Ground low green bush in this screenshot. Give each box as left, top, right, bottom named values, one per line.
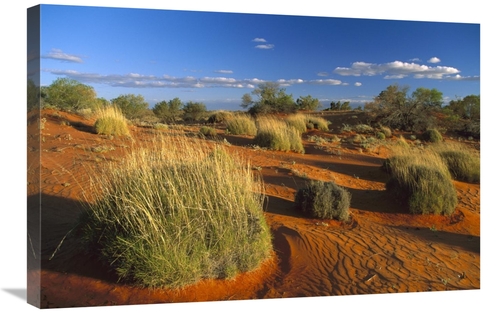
left=294, top=180, right=351, bottom=221
left=207, top=110, right=234, bottom=124
left=380, top=126, right=392, bottom=138
left=199, top=126, right=217, bottom=137
left=422, top=128, right=443, bottom=143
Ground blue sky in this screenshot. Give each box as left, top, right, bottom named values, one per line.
left=35, top=4, right=480, bottom=111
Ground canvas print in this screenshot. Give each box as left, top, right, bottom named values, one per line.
left=27, top=4, right=480, bottom=309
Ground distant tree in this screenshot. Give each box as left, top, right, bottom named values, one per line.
left=43, top=78, right=98, bottom=111
left=111, top=94, right=150, bottom=120
left=27, top=79, right=39, bottom=112
left=182, top=101, right=207, bottom=122
left=445, top=95, right=480, bottom=121
left=340, top=101, right=351, bottom=111
left=329, top=101, right=351, bottom=111
left=95, top=97, right=110, bottom=109
left=296, top=95, right=321, bottom=111
left=242, top=82, right=297, bottom=114
left=153, top=97, right=183, bottom=123
left=364, top=84, right=443, bottom=131
left=442, top=94, right=480, bottom=138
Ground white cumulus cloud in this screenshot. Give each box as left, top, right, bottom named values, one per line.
left=252, top=38, right=267, bottom=42
left=334, top=60, right=460, bottom=80
left=255, top=44, right=275, bottom=50
left=41, top=48, right=83, bottom=63
left=428, top=57, right=441, bottom=63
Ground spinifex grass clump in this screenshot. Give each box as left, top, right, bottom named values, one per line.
left=254, top=116, right=304, bottom=153
left=207, top=110, right=234, bottom=124
left=225, top=114, right=257, bottom=136
left=305, top=114, right=330, bottom=131
left=76, top=133, right=272, bottom=288
left=93, top=105, right=130, bottom=137
left=285, top=114, right=330, bottom=133
left=430, top=142, right=480, bottom=183
left=385, top=145, right=457, bottom=215
left=199, top=125, right=217, bottom=137
left=294, top=180, right=351, bottom=221
left=422, top=128, right=443, bottom=143
left=285, top=114, right=308, bottom=134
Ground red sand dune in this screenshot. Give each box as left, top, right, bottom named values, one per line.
left=28, top=109, right=480, bottom=308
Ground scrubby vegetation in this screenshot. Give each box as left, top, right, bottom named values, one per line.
left=305, top=115, right=330, bottom=131
left=285, top=114, right=308, bottom=134
left=76, top=133, right=272, bottom=288
left=422, top=128, right=443, bottom=143
left=199, top=126, right=217, bottom=137
left=207, top=110, right=234, bottom=124
left=93, top=106, right=130, bottom=137
left=294, top=180, right=351, bottom=221
left=254, top=116, right=304, bottom=153
left=182, top=101, right=207, bottom=122
left=430, top=143, right=480, bottom=183
left=225, top=114, right=257, bottom=136
left=152, top=98, right=183, bottom=123
left=384, top=145, right=458, bottom=215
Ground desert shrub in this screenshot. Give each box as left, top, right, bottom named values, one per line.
left=395, top=135, right=410, bottom=148
left=386, top=164, right=457, bottom=215
left=225, top=114, right=257, bottom=136
left=76, top=134, right=272, bottom=288
left=93, top=106, right=130, bottom=137
left=364, top=84, right=442, bottom=132
left=352, top=134, right=366, bottom=144
left=294, top=180, right=351, bottom=221
left=285, top=114, right=308, bottom=134
left=183, top=101, right=207, bottom=122
left=152, top=98, right=183, bottom=123
left=42, top=78, right=99, bottom=111
left=111, top=94, right=150, bottom=120
left=207, top=110, right=234, bottom=124
left=305, top=115, right=330, bottom=131
left=354, top=124, right=373, bottom=134
left=199, top=126, right=217, bottom=137
left=376, top=132, right=386, bottom=140
left=153, top=123, right=168, bottom=130
left=385, top=146, right=457, bottom=215
left=430, top=143, right=480, bottom=183
left=422, top=128, right=443, bottom=143
left=381, top=155, right=413, bottom=174
left=254, top=116, right=304, bottom=153
left=380, top=126, right=392, bottom=138
left=341, top=123, right=352, bottom=133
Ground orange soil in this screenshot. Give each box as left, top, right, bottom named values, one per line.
left=27, top=109, right=480, bottom=308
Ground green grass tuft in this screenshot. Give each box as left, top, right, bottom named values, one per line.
left=254, top=116, right=304, bottom=153
left=225, top=114, right=257, bottom=136
left=93, top=106, right=130, bottom=137
left=76, top=133, right=272, bottom=288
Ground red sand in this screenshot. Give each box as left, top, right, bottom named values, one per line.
left=28, top=109, right=480, bottom=308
